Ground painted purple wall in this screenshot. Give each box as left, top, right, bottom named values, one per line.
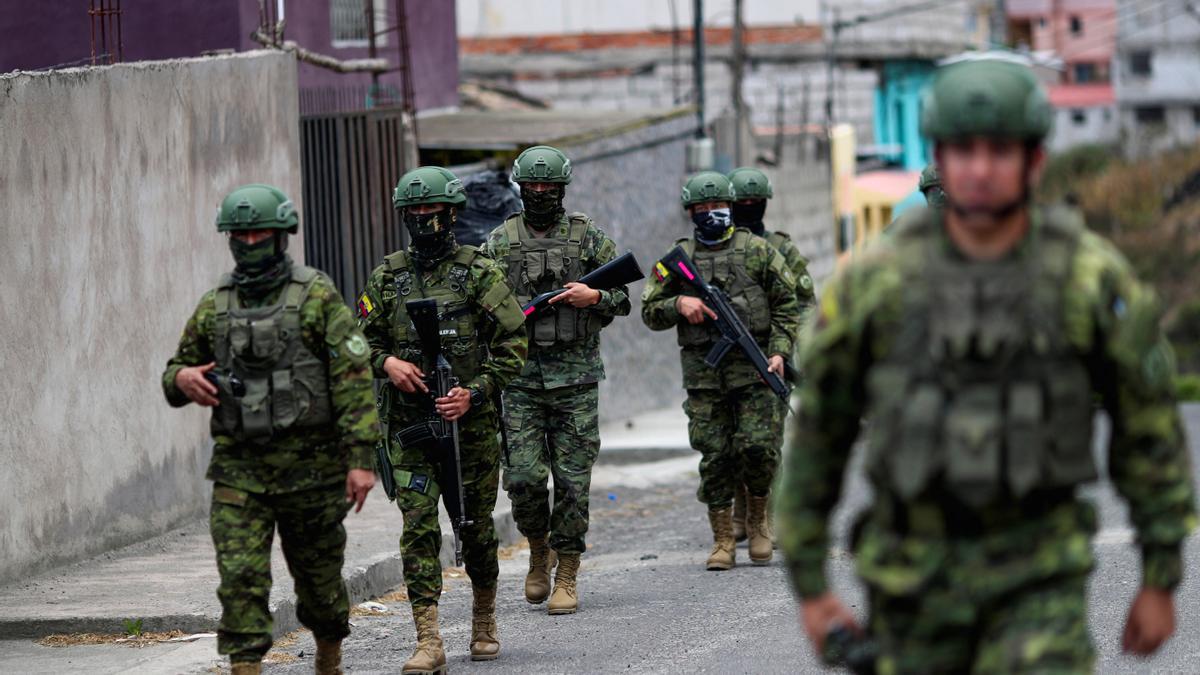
left=0, top=0, right=457, bottom=111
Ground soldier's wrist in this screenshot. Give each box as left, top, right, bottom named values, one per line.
left=1141, top=543, right=1184, bottom=590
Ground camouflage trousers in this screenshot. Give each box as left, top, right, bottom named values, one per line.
left=502, top=383, right=601, bottom=555
left=390, top=405, right=501, bottom=608
left=868, top=572, right=1093, bottom=674
left=731, top=396, right=790, bottom=494
left=209, top=482, right=352, bottom=662
left=684, top=385, right=783, bottom=508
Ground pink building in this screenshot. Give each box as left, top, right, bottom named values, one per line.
left=1008, top=0, right=1116, bottom=84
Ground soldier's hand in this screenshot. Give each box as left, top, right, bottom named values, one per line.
left=550, top=282, right=601, bottom=308
left=767, top=354, right=785, bottom=376
left=801, top=592, right=860, bottom=655
left=435, top=386, right=471, bottom=422
left=676, top=296, right=718, bottom=324
left=1122, top=587, right=1176, bottom=656
left=345, top=468, right=375, bottom=513
left=175, top=362, right=219, bottom=407
left=384, top=356, right=428, bottom=394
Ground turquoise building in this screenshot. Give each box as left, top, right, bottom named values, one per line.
left=873, top=60, right=937, bottom=171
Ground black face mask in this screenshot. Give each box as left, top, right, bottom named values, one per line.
left=228, top=233, right=292, bottom=298
left=521, top=185, right=564, bottom=226
left=691, top=207, right=733, bottom=245
left=405, top=208, right=458, bottom=267
left=731, top=201, right=768, bottom=234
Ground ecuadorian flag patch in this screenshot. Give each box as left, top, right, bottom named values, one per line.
left=358, top=293, right=375, bottom=318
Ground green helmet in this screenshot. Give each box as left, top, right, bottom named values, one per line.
left=681, top=171, right=736, bottom=209
left=393, top=166, right=467, bottom=209
left=216, top=184, right=299, bottom=233
left=512, top=145, right=573, bottom=184
left=918, top=164, right=941, bottom=192
left=920, top=59, right=1053, bottom=142
left=727, top=167, right=773, bottom=200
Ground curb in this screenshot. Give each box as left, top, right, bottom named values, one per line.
left=0, top=508, right=519, bottom=640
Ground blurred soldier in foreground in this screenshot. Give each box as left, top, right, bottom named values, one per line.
left=777, top=59, right=1196, bottom=673
left=163, top=184, right=380, bottom=675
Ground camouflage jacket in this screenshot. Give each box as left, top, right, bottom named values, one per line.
left=358, top=244, right=529, bottom=424
left=764, top=229, right=817, bottom=328
left=482, top=212, right=631, bottom=390
left=162, top=265, right=380, bottom=494
left=641, top=230, right=800, bottom=390
left=776, top=206, right=1197, bottom=598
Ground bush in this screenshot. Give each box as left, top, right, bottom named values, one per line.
left=1039, top=144, right=1116, bottom=204
left=1176, top=374, right=1200, bottom=402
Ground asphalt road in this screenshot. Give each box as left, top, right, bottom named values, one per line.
left=4, top=407, right=1198, bottom=674
left=263, top=408, right=1200, bottom=674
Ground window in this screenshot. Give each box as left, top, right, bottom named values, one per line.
left=1074, top=63, right=1096, bottom=83
left=1193, top=107, right=1200, bottom=127
left=1070, top=16, right=1082, bottom=36
left=331, top=0, right=387, bottom=47
left=1129, top=50, right=1152, bottom=76
left=1038, top=17, right=1047, bottom=28
left=1071, top=109, right=1087, bottom=126
left=1135, top=106, right=1165, bottom=125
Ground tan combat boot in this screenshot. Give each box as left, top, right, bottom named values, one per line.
left=230, top=662, right=262, bottom=675
left=402, top=604, right=447, bottom=674
left=746, top=494, right=774, bottom=565
left=315, top=637, right=343, bottom=675
left=706, top=507, right=736, bottom=570
left=470, top=585, right=501, bottom=661
left=547, top=552, right=580, bottom=615
left=732, top=482, right=748, bottom=542
left=525, top=534, right=556, bottom=604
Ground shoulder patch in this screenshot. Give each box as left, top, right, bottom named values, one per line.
left=358, top=293, right=376, bottom=318
left=344, top=332, right=369, bottom=358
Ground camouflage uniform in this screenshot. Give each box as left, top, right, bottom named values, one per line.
left=358, top=244, right=527, bottom=607
left=641, top=228, right=800, bottom=507
left=483, top=212, right=631, bottom=555
left=776, top=203, right=1197, bottom=673
left=163, top=265, right=379, bottom=663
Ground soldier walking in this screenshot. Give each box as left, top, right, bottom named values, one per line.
left=777, top=59, right=1197, bottom=673
left=725, top=166, right=817, bottom=541
left=162, top=184, right=380, bottom=675
left=482, top=145, right=632, bottom=615
left=641, top=171, right=800, bottom=570
left=357, top=166, right=527, bottom=673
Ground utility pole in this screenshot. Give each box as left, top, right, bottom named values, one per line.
left=990, top=0, right=1008, bottom=48
left=692, top=0, right=705, bottom=138
left=823, top=3, right=840, bottom=132
left=731, top=0, right=746, bottom=165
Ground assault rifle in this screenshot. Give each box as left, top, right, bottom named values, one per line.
left=823, top=624, right=878, bottom=675
left=653, top=245, right=792, bottom=401
left=522, top=251, right=645, bottom=320
left=392, top=298, right=472, bottom=567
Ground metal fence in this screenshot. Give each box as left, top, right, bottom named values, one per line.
left=300, top=106, right=417, bottom=304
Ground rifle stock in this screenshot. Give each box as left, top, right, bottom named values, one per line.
left=654, top=245, right=791, bottom=402
left=522, top=250, right=645, bottom=319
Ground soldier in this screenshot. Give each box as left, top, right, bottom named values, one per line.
left=641, top=171, right=801, bottom=570
left=357, top=166, right=527, bottom=672
left=777, top=59, right=1197, bottom=673
left=482, top=145, right=632, bottom=615
left=918, top=162, right=946, bottom=208
left=726, top=166, right=817, bottom=541
left=162, top=184, right=380, bottom=675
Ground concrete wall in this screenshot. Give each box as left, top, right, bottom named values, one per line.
left=0, top=51, right=303, bottom=584
left=1049, top=104, right=1120, bottom=153
left=1115, top=0, right=1200, bottom=156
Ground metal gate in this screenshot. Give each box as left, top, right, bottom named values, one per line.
left=300, top=107, right=417, bottom=304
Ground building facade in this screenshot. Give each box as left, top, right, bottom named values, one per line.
left=0, top=1, right=460, bottom=113
left=1114, top=0, right=1200, bottom=156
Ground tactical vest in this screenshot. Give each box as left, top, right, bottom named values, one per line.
left=676, top=229, right=771, bottom=347
left=865, top=209, right=1097, bottom=508
left=211, top=266, right=332, bottom=442
left=501, top=213, right=603, bottom=347
left=766, top=231, right=789, bottom=250
left=385, top=246, right=488, bottom=381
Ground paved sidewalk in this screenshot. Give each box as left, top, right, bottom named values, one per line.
left=0, top=404, right=692, bottom=642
